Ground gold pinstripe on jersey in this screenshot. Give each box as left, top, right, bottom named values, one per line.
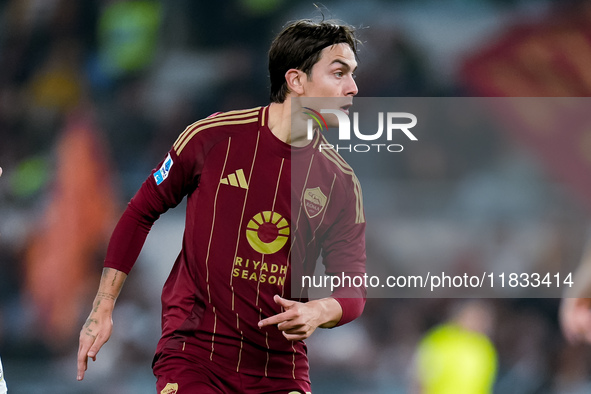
left=229, top=130, right=261, bottom=315
left=255, top=157, right=285, bottom=306
left=291, top=343, right=297, bottom=379
left=236, top=330, right=244, bottom=372
left=205, top=138, right=232, bottom=363
left=206, top=137, right=232, bottom=303
left=228, top=129, right=262, bottom=373
left=263, top=314, right=270, bottom=377
left=210, top=306, right=217, bottom=361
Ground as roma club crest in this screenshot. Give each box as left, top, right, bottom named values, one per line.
left=161, top=383, right=178, bottom=394
left=304, top=187, right=327, bottom=218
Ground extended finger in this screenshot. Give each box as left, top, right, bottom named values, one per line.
left=258, top=311, right=292, bottom=328
left=77, top=337, right=93, bottom=380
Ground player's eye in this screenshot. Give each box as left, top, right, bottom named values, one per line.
left=334, top=71, right=343, bottom=78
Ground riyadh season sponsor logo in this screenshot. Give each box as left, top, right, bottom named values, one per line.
left=246, top=211, right=290, bottom=255
left=304, top=107, right=418, bottom=153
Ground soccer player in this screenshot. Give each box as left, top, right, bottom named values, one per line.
left=76, top=19, right=366, bottom=393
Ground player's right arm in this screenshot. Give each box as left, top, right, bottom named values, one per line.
left=77, top=267, right=127, bottom=381
left=75, top=123, right=208, bottom=380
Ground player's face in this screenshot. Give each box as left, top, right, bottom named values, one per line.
left=300, top=43, right=358, bottom=120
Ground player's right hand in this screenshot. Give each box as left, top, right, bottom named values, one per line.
left=77, top=311, right=113, bottom=381
left=560, top=298, right=591, bottom=344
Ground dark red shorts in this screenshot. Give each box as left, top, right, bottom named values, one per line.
left=153, top=345, right=312, bottom=394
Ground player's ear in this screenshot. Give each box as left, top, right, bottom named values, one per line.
left=285, top=69, right=305, bottom=96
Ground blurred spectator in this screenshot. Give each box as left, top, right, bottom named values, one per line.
left=413, top=300, right=497, bottom=394
left=94, top=0, right=162, bottom=91
left=25, top=38, right=86, bottom=149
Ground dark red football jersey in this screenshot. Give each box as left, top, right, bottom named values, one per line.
left=104, top=106, right=366, bottom=381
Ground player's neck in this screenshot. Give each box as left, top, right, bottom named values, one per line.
left=268, top=99, right=311, bottom=147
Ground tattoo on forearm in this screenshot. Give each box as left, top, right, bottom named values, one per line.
left=111, top=271, right=118, bottom=287
left=97, top=292, right=116, bottom=301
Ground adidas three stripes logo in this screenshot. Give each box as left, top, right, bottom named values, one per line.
left=221, top=169, right=248, bottom=189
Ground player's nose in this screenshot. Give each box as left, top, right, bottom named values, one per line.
left=345, top=74, right=358, bottom=96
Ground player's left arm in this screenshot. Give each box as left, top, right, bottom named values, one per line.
left=319, top=173, right=367, bottom=327
left=259, top=174, right=367, bottom=341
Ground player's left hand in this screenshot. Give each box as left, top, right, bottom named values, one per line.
left=258, top=295, right=341, bottom=341
left=258, top=295, right=321, bottom=341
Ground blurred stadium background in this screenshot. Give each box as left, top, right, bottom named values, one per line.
left=1, top=0, right=591, bottom=393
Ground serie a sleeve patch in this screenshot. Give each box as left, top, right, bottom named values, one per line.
left=153, top=153, right=174, bottom=185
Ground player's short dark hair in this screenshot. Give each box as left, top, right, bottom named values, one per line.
left=268, top=19, right=359, bottom=103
